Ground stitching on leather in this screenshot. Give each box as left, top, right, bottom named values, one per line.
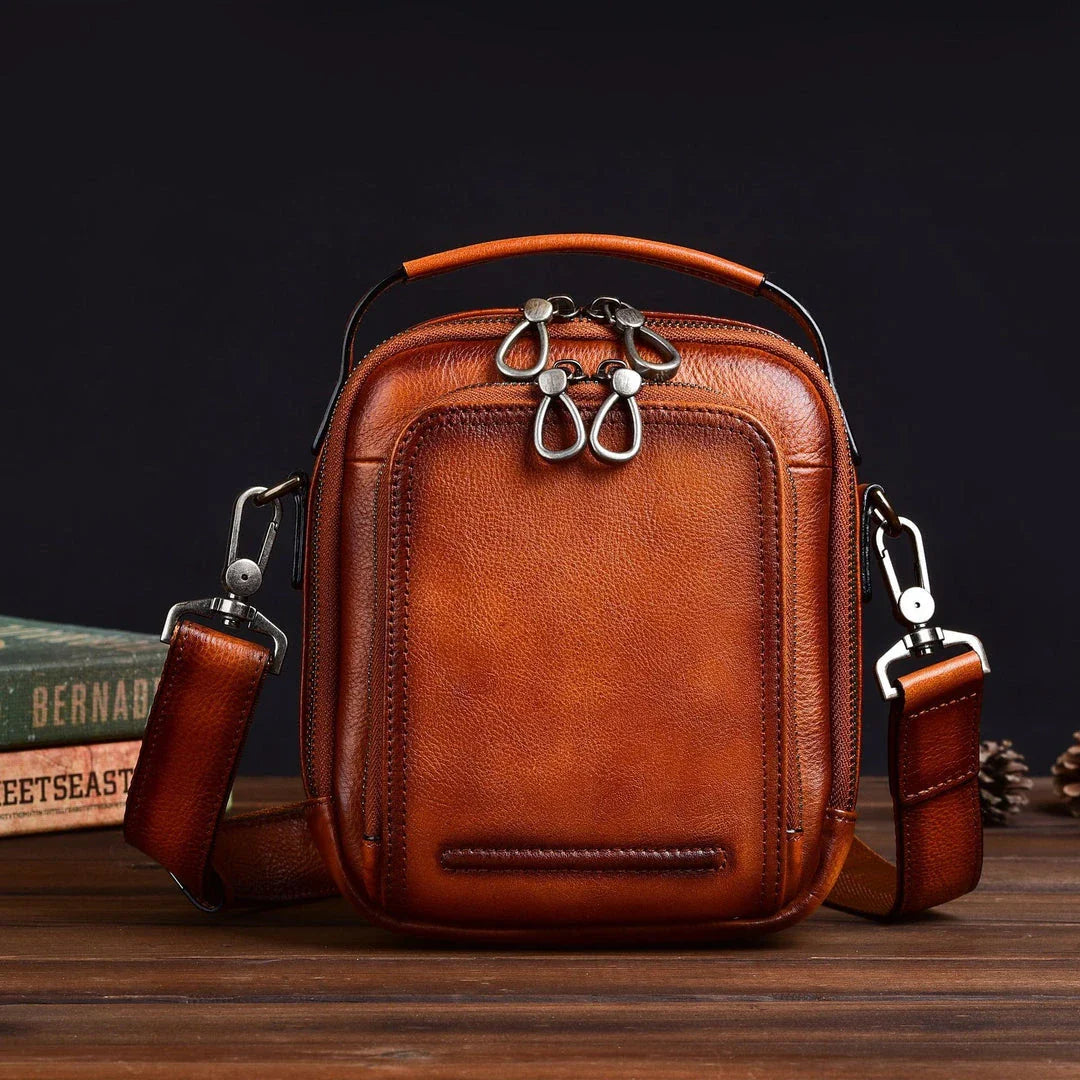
left=909, top=691, right=981, bottom=723
left=386, top=462, right=402, bottom=902
left=443, top=846, right=724, bottom=858
left=389, top=403, right=781, bottom=910
left=223, top=801, right=320, bottom=828
left=771, top=430, right=782, bottom=906
left=358, top=464, right=386, bottom=838
left=400, top=452, right=415, bottom=903
left=967, top=770, right=983, bottom=892
left=752, top=417, right=768, bottom=906
left=440, top=845, right=728, bottom=875
left=900, top=691, right=981, bottom=800
left=787, top=470, right=805, bottom=836
left=898, top=689, right=981, bottom=912
left=444, top=868, right=721, bottom=876
left=903, top=765, right=980, bottom=802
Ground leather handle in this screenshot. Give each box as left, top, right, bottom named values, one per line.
left=402, top=233, right=767, bottom=296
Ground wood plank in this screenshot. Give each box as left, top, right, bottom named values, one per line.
left=0, top=776, right=1076, bottom=1077
left=0, top=1001, right=1077, bottom=1078
left=1, top=955, right=1077, bottom=1002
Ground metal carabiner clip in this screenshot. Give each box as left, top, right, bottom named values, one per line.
left=160, top=480, right=304, bottom=675
left=221, top=487, right=282, bottom=599
left=872, top=512, right=989, bottom=700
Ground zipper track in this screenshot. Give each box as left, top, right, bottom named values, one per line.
left=303, top=311, right=857, bottom=802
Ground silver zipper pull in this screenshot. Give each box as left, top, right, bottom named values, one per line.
left=586, top=297, right=682, bottom=381
left=496, top=295, right=578, bottom=380
left=533, top=360, right=587, bottom=462
left=589, top=359, right=643, bottom=465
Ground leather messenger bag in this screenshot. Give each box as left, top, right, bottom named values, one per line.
left=124, top=233, right=990, bottom=941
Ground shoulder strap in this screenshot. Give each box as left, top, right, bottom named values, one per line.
left=123, top=619, right=985, bottom=919
left=123, top=622, right=335, bottom=910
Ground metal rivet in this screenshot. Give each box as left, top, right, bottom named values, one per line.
left=898, top=586, right=936, bottom=625
left=537, top=367, right=569, bottom=396
left=613, top=304, right=645, bottom=330
left=523, top=297, right=554, bottom=323
left=611, top=367, right=642, bottom=397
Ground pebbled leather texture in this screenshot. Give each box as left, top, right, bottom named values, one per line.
left=123, top=237, right=985, bottom=938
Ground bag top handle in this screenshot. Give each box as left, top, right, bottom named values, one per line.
left=401, top=233, right=767, bottom=295
left=313, top=234, right=858, bottom=462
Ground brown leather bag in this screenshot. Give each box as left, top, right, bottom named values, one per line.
left=124, top=234, right=990, bottom=940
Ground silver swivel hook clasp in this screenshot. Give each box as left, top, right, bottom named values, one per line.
left=221, top=487, right=281, bottom=602
left=160, top=475, right=306, bottom=675
left=870, top=487, right=989, bottom=700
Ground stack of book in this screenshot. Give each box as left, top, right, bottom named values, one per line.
left=0, top=616, right=166, bottom=836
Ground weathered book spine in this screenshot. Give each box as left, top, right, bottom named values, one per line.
left=0, top=740, right=141, bottom=836
left=0, top=657, right=163, bottom=751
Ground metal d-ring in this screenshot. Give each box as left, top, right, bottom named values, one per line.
left=589, top=360, right=643, bottom=465
left=496, top=297, right=557, bottom=380
left=533, top=360, right=587, bottom=462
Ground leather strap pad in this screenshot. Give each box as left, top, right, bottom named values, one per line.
left=124, top=621, right=334, bottom=908
left=826, top=650, right=984, bottom=918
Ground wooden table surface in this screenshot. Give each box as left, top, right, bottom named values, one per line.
left=1, top=776, right=1077, bottom=1078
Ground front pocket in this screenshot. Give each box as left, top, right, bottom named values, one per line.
left=377, top=393, right=789, bottom=929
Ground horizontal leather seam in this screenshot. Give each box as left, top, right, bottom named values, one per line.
left=443, top=846, right=722, bottom=857
left=444, top=868, right=722, bottom=876
left=899, top=691, right=981, bottom=803
left=899, top=769, right=978, bottom=806
left=440, top=844, right=729, bottom=875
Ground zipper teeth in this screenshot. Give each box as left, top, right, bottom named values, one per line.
left=415, top=311, right=814, bottom=362
left=846, top=493, right=861, bottom=810
left=302, top=310, right=825, bottom=796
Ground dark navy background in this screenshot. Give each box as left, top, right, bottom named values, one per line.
left=3, top=2, right=1076, bottom=774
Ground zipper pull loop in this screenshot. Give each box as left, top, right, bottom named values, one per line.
left=495, top=296, right=578, bottom=380
left=589, top=359, right=644, bottom=465
left=612, top=304, right=681, bottom=381
left=533, top=360, right=587, bottom=462
left=585, top=297, right=682, bottom=382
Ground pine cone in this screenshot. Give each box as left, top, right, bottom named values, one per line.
left=978, top=739, right=1033, bottom=826
left=1051, top=732, right=1080, bottom=817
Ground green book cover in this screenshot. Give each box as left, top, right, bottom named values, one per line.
left=0, top=615, right=167, bottom=751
